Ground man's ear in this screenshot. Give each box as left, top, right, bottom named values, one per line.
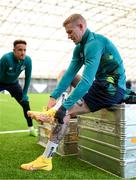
left=78, top=23, right=84, bottom=31
left=13, top=48, right=15, bottom=52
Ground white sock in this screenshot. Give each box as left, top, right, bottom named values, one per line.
left=29, top=126, right=34, bottom=131
left=43, top=140, right=58, bottom=158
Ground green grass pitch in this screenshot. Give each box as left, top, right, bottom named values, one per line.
left=0, top=93, right=121, bottom=179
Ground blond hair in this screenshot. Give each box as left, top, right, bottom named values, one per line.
left=63, top=14, right=86, bottom=27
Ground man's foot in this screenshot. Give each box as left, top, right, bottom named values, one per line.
left=20, top=156, right=52, bottom=171
left=27, top=109, right=56, bottom=124
left=29, top=128, right=37, bottom=137
left=27, top=111, right=43, bottom=120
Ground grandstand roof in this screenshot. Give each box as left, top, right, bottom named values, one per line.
left=0, top=0, right=135, bottom=79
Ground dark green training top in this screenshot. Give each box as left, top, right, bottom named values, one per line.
left=0, top=52, right=32, bottom=100
left=51, top=28, right=126, bottom=110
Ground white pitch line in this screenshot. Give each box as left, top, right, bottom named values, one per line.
left=0, top=129, right=29, bottom=134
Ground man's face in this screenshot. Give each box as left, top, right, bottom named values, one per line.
left=65, top=23, right=83, bottom=44
left=13, top=43, right=26, bottom=60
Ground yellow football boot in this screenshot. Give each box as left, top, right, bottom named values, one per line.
left=21, top=156, right=52, bottom=171
left=27, top=108, right=56, bottom=124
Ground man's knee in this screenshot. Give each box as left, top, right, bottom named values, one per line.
left=71, top=74, right=81, bottom=87
left=57, top=69, right=66, bottom=82
left=57, top=69, right=81, bottom=88
left=68, top=101, right=90, bottom=117
left=57, top=69, right=72, bottom=93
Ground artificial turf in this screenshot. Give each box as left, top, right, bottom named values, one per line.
left=0, top=93, right=122, bottom=179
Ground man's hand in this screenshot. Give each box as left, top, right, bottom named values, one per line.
left=47, top=97, right=57, bottom=110
left=54, top=105, right=66, bottom=124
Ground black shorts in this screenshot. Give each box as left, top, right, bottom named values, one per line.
left=0, top=81, right=23, bottom=101
left=83, top=80, right=125, bottom=112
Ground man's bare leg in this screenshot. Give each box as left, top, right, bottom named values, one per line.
left=43, top=115, right=70, bottom=157
left=42, top=100, right=90, bottom=157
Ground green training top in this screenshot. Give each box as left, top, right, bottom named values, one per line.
left=51, top=28, right=126, bottom=110
left=0, top=52, right=32, bottom=100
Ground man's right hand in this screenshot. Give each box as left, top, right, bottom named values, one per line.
left=47, top=97, right=57, bottom=110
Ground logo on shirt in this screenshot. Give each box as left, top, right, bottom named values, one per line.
left=80, top=52, right=84, bottom=62
left=80, top=52, right=83, bottom=58
left=21, top=65, right=25, bottom=71
left=9, top=67, right=13, bottom=71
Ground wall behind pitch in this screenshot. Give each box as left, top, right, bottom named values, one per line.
left=19, top=78, right=57, bottom=93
